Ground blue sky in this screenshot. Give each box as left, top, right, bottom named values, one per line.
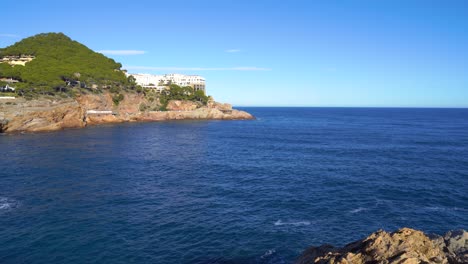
left=1, top=0, right=467, bottom=107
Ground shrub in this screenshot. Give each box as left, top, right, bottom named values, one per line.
left=139, top=103, right=148, bottom=112
left=112, top=93, right=124, bottom=105
left=109, top=86, right=121, bottom=94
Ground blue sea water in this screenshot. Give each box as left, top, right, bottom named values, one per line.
left=0, top=107, right=467, bottom=264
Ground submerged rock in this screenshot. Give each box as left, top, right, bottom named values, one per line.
left=296, top=228, right=467, bottom=264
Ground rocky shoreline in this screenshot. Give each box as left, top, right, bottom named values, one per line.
left=296, top=228, right=467, bottom=264
left=0, top=92, right=254, bottom=133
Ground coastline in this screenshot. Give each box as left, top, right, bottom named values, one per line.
left=296, top=228, right=467, bottom=264
left=0, top=92, right=254, bottom=134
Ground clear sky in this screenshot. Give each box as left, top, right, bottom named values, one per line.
left=1, top=0, right=467, bottom=107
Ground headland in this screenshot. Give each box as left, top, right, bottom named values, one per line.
left=0, top=33, right=253, bottom=134
left=0, top=93, right=253, bottom=133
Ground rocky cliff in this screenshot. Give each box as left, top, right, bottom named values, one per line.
left=296, top=228, right=467, bottom=264
left=0, top=92, right=254, bottom=133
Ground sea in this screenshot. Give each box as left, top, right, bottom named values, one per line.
left=0, top=107, right=467, bottom=264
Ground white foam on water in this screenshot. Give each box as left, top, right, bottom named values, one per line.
left=0, top=198, right=11, bottom=210
left=0, top=197, right=18, bottom=211
left=0, top=203, right=10, bottom=210
left=274, top=220, right=311, bottom=226
left=349, top=207, right=368, bottom=214
left=261, top=249, right=276, bottom=259
left=425, top=206, right=468, bottom=212
left=425, top=206, right=444, bottom=211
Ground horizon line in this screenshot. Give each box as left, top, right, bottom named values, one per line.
left=232, top=106, right=468, bottom=109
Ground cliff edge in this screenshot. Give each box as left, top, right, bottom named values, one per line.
left=0, top=92, right=254, bottom=133
left=296, top=228, right=467, bottom=264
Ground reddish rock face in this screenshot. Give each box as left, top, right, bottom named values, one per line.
left=207, top=100, right=232, bottom=111
left=139, top=107, right=253, bottom=121
left=166, top=100, right=201, bottom=111
left=0, top=92, right=254, bottom=133
left=0, top=99, right=86, bottom=133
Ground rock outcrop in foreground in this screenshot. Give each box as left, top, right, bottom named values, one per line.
left=296, top=228, right=467, bottom=264
left=0, top=92, right=254, bottom=133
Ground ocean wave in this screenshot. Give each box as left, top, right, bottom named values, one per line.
left=424, top=206, right=468, bottom=212
left=349, top=207, right=369, bottom=214
left=0, top=197, right=19, bottom=211
left=260, top=249, right=276, bottom=259
left=274, top=220, right=311, bottom=226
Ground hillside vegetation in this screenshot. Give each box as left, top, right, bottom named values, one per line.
left=0, top=33, right=134, bottom=97
left=0, top=32, right=209, bottom=109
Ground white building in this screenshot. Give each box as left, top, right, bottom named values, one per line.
left=0, top=55, right=35, bottom=66
left=128, top=73, right=206, bottom=93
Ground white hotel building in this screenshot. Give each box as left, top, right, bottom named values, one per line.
left=128, top=73, right=206, bottom=93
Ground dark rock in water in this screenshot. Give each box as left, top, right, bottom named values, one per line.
left=296, top=228, right=467, bottom=264
left=432, top=230, right=468, bottom=264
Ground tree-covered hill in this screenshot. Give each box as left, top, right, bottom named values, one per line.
left=0, top=33, right=132, bottom=96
